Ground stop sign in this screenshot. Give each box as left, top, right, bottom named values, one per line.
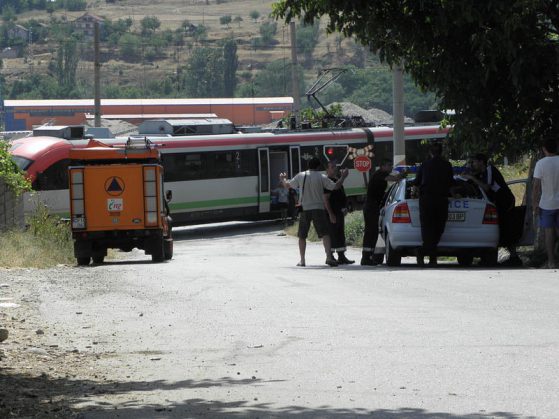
left=354, top=156, right=372, bottom=172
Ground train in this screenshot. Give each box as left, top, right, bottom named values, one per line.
left=9, top=122, right=449, bottom=226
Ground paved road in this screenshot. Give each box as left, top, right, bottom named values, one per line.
left=30, top=222, right=559, bottom=418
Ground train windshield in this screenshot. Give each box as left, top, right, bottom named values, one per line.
left=11, top=156, right=33, bottom=171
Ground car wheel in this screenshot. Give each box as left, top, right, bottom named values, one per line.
left=480, top=248, right=498, bottom=267
left=77, top=257, right=90, bottom=266
left=385, top=235, right=401, bottom=267
left=457, top=254, right=474, bottom=266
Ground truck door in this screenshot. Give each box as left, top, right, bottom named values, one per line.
left=257, top=148, right=270, bottom=213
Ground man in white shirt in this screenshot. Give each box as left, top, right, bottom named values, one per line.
left=532, top=138, right=559, bottom=268
left=280, top=157, right=348, bottom=267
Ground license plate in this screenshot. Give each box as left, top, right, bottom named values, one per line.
left=448, top=212, right=465, bottom=222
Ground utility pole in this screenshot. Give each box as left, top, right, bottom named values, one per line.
left=392, top=65, right=405, bottom=166
left=289, top=21, right=301, bottom=127
left=94, top=22, right=101, bottom=128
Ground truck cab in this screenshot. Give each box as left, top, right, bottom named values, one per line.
left=68, top=137, right=173, bottom=265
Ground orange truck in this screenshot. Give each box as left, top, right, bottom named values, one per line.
left=68, top=137, right=173, bottom=265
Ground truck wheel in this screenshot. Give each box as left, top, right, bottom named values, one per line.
left=164, top=238, right=173, bottom=260
left=151, top=239, right=165, bottom=263
left=92, top=255, right=105, bottom=264
left=385, top=235, right=401, bottom=267
left=77, top=257, right=91, bottom=266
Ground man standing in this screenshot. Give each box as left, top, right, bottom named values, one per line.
left=532, top=138, right=559, bottom=268
left=324, top=161, right=354, bottom=264
left=280, top=157, right=348, bottom=267
left=464, top=153, right=521, bottom=266
left=361, top=158, right=401, bottom=265
left=414, top=143, right=454, bottom=266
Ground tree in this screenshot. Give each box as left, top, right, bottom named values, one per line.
left=273, top=1, right=559, bottom=157
left=244, top=59, right=304, bottom=97
left=220, top=15, right=232, bottom=28
left=223, top=38, right=238, bottom=96
left=249, top=10, right=260, bottom=23
left=54, top=36, right=79, bottom=94
left=182, top=47, right=225, bottom=97
left=296, top=20, right=320, bottom=68
left=140, top=16, right=161, bottom=37
left=258, top=21, right=277, bottom=46
left=233, top=16, right=243, bottom=28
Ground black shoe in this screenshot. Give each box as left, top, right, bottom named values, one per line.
left=417, top=256, right=425, bottom=267
left=338, top=255, right=355, bottom=265
left=360, top=258, right=377, bottom=266
left=428, top=258, right=438, bottom=267
left=325, top=258, right=338, bottom=267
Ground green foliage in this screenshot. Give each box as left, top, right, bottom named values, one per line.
left=296, top=20, right=320, bottom=67
left=223, top=38, right=238, bottom=96
left=257, top=20, right=277, bottom=46
left=0, top=204, right=74, bottom=268
left=220, top=15, right=232, bottom=27
left=140, top=16, right=161, bottom=37
left=285, top=211, right=364, bottom=246
left=118, top=33, right=142, bottom=62
left=273, top=0, right=559, bottom=157
left=241, top=59, right=304, bottom=97
left=233, top=16, right=243, bottom=28
left=249, top=10, right=260, bottom=23
left=0, top=142, right=31, bottom=196
left=182, top=47, right=225, bottom=97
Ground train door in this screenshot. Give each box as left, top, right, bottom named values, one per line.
left=289, top=146, right=301, bottom=177
left=257, top=148, right=270, bottom=213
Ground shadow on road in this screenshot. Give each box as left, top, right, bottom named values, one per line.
left=171, top=220, right=285, bottom=242
left=0, top=370, right=532, bottom=419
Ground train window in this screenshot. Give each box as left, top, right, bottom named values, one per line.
left=35, top=159, right=69, bottom=191
left=162, top=150, right=258, bottom=182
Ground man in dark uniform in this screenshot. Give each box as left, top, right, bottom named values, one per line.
left=325, top=161, right=354, bottom=264
left=361, top=158, right=401, bottom=265
left=464, top=153, right=521, bottom=266
left=414, top=143, right=454, bottom=266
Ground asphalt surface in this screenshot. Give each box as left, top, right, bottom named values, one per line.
left=22, top=222, right=559, bottom=418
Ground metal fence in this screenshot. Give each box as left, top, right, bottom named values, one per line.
left=0, top=179, right=24, bottom=231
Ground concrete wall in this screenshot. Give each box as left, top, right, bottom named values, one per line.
left=0, top=179, right=24, bottom=231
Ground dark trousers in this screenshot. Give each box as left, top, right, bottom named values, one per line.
left=419, top=196, right=448, bottom=256
left=362, top=204, right=380, bottom=254
left=328, top=210, right=346, bottom=252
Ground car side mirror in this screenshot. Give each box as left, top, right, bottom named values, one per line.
left=165, top=190, right=173, bottom=202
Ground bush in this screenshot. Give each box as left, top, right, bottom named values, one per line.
left=285, top=211, right=364, bottom=247
left=0, top=204, right=74, bottom=268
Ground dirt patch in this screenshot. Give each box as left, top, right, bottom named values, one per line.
left=0, top=269, right=109, bottom=418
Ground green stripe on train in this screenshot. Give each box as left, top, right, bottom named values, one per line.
left=345, top=187, right=366, bottom=195
left=170, top=195, right=268, bottom=211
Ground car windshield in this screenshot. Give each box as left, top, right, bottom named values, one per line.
left=405, top=177, right=483, bottom=200
left=11, top=155, right=33, bottom=171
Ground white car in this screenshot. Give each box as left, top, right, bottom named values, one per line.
left=374, top=177, right=500, bottom=266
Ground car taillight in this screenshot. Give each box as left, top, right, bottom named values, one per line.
left=392, top=202, right=411, bottom=223
left=483, top=204, right=498, bottom=224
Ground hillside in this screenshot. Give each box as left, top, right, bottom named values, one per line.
left=0, top=0, right=436, bottom=118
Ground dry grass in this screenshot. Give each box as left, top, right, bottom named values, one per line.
left=0, top=229, right=74, bottom=268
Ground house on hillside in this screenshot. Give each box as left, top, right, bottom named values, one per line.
left=74, top=13, right=105, bottom=39
left=7, top=25, right=30, bottom=43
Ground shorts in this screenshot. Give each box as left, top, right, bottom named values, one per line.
left=539, top=208, right=559, bottom=228
left=298, top=209, right=329, bottom=239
